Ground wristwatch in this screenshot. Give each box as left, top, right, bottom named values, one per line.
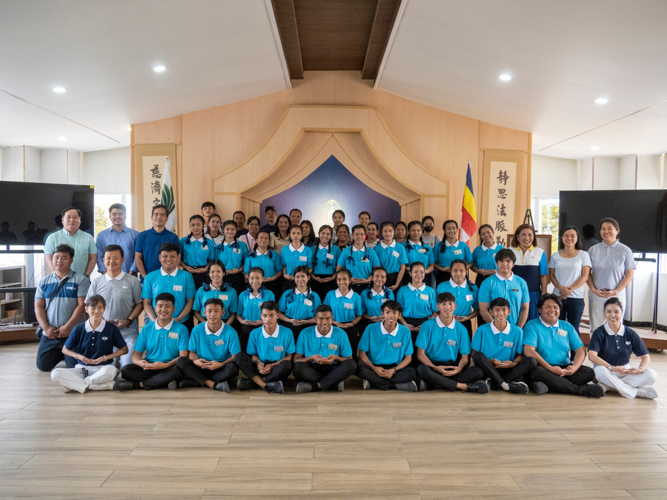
left=126, top=317, right=134, bottom=326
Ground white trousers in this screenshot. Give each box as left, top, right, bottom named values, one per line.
left=588, top=290, right=626, bottom=333
left=594, top=365, right=657, bottom=399
left=118, top=334, right=137, bottom=368
left=51, top=364, right=118, bottom=393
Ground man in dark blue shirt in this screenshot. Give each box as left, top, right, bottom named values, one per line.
left=134, top=205, right=179, bottom=278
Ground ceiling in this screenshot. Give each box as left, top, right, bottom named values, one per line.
left=1, top=0, right=667, bottom=159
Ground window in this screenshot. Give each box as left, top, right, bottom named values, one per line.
left=94, top=194, right=132, bottom=236
left=531, top=196, right=559, bottom=254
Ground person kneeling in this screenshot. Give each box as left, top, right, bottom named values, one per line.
left=293, top=305, right=357, bottom=393
left=235, top=300, right=294, bottom=394
left=471, top=297, right=536, bottom=394
left=416, top=293, right=487, bottom=394
left=114, top=293, right=189, bottom=391
left=51, top=295, right=128, bottom=393
left=523, top=294, right=604, bottom=398
left=177, top=298, right=240, bottom=393
left=356, top=300, right=418, bottom=392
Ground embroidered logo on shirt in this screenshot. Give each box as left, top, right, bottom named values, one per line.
left=625, top=341, right=632, bottom=345
left=168, top=332, right=179, bottom=339
left=102, top=337, right=108, bottom=340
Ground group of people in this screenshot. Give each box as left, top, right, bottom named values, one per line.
left=36, top=202, right=657, bottom=399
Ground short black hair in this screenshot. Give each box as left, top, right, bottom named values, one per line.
left=315, top=304, right=333, bottom=315
left=201, top=201, right=216, bottom=210
left=155, top=292, right=175, bottom=305
left=260, top=300, right=280, bottom=312
left=159, top=243, right=180, bottom=255
left=247, top=266, right=265, bottom=277
left=152, top=204, right=168, bottom=216
left=265, top=205, right=276, bottom=214
left=582, top=223, right=596, bottom=239
left=437, top=292, right=456, bottom=304
left=60, top=207, right=81, bottom=218
left=537, top=293, right=562, bottom=310
left=490, top=297, right=511, bottom=310
left=495, top=248, right=516, bottom=263
left=368, top=222, right=379, bottom=230
left=108, top=203, right=126, bottom=213
left=289, top=208, right=302, bottom=215
left=233, top=211, right=245, bottom=218
left=381, top=300, right=402, bottom=313
left=604, top=297, right=624, bottom=312
left=204, top=298, right=225, bottom=311
left=86, top=295, right=106, bottom=308
left=104, top=244, right=124, bottom=258
left=53, top=244, right=74, bottom=258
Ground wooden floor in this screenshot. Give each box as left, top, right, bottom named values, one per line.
left=0, top=345, right=666, bottom=500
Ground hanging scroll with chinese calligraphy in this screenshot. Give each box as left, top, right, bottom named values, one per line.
left=133, top=143, right=177, bottom=232
left=142, top=155, right=168, bottom=229
left=486, top=161, right=517, bottom=247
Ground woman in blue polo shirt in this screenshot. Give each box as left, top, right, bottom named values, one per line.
left=374, top=222, right=408, bottom=291
left=435, top=260, right=478, bottom=338
left=403, top=221, right=434, bottom=286
left=433, top=220, right=473, bottom=286
left=216, top=220, right=249, bottom=295
left=179, top=215, right=215, bottom=290
left=244, top=230, right=283, bottom=299
left=361, top=267, right=395, bottom=329
left=310, top=225, right=340, bottom=299
left=281, top=225, right=314, bottom=293
left=324, top=269, right=363, bottom=357
left=396, top=262, right=437, bottom=345
left=336, top=225, right=380, bottom=294
left=510, top=224, right=548, bottom=321
left=237, top=267, right=275, bottom=352
left=472, top=224, right=503, bottom=289
left=193, top=262, right=237, bottom=326
left=279, top=266, right=320, bottom=340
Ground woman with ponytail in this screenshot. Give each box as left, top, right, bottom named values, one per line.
left=193, top=261, right=238, bottom=326
left=311, top=225, right=340, bottom=299
left=336, top=224, right=380, bottom=294
left=435, top=259, right=479, bottom=338
left=402, top=221, right=434, bottom=286
left=216, top=220, right=249, bottom=295
left=237, top=267, right=275, bottom=352
left=243, top=230, right=283, bottom=298
left=278, top=266, right=320, bottom=341
left=361, top=267, right=395, bottom=329
left=179, top=215, right=215, bottom=290
left=433, top=220, right=473, bottom=286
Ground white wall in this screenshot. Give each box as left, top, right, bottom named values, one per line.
left=531, top=154, right=578, bottom=196
left=618, top=155, right=636, bottom=189
left=83, top=146, right=131, bottom=194
left=0, top=146, right=25, bottom=181
left=592, top=156, right=620, bottom=190
left=39, top=149, right=67, bottom=184
left=577, top=158, right=593, bottom=190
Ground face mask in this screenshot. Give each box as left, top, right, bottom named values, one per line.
left=423, top=226, right=434, bottom=233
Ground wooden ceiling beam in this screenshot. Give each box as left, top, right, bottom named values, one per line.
left=361, top=0, right=401, bottom=80
left=271, top=0, right=304, bottom=79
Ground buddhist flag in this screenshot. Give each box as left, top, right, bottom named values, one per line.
left=161, top=157, right=177, bottom=232
left=459, top=161, right=477, bottom=245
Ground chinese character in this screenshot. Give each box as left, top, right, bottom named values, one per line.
left=150, top=164, right=162, bottom=179
left=153, top=197, right=160, bottom=205
left=151, top=180, right=161, bottom=194
left=497, top=170, right=510, bottom=185
left=496, top=203, right=507, bottom=217
left=496, top=235, right=506, bottom=246
left=495, top=220, right=507, bottom=233
left=497, top=188, right=507, bottom=200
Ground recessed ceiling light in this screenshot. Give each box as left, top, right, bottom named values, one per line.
left=127, top=126, right=132, bottom=131
left=499, top=73, right=512, bottom=81
left=58, top=137, right=67, bottom=141
left=153, top=65, right=166, bottom=73
left=595, top=98, right=608, bottom=104
left=53, top=87, right=66, bottom=93
left=591, top=146, right=600, bottom=151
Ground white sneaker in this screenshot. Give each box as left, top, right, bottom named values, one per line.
left=89, top=382, right=114, bottom=391
left=636, top=387, right=658, bottom=399
left=598, top=382, right=613, bottom=394
left=61, top=385, right=74, bottom=393
left=362, top=380, right=371, bottom=390
left=337, top=381, right=344, bottom=392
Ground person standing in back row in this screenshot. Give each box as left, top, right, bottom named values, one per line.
left=135, top=205, right=179, bottom=279
left=95, top=203, right=139, bottom=275
left=45, top=207, right=97, bottom=277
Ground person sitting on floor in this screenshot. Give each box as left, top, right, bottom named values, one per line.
left=293, top=304, right=357, bottom=394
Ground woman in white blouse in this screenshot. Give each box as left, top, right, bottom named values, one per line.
left=548, top=226, right=591, bottom=335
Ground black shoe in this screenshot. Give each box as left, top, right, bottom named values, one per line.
left=265, top=381, right=284, bottom=394
left=579, top=383, right=604, bottom=398
left=113, top=380, right=135, bottom=392
left=508, top=381, right=529, bottom=395
left=167, top=380, right=178, bottom=390
left=529, top=381, right=548, bottom=396
left=237, top=378, right=256, bottom=391
left=466, top=380, right=489, bottom=394
left=214, top=381, right=230, bottom=393
left=178, top=379, right=199, bottom=389
left=486, top=377, right=500, bottom=391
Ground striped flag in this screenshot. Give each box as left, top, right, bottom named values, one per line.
left=161, top=157, right=177, bottom=232
left=459, top=161, right=477, bottom=245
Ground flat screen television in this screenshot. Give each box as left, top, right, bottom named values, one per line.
left=559, top=190, right=667, bottom=254
left=0, top=181, right=94, bottom=246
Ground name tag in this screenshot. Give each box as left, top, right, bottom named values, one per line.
left=173, top=285, right=182, bottom=292
left=392, top=342, right=402, bottom=348
left=392, top=251, right=400, bottom=258
left=420, top=294, right=429, bottom=300
left=273, top=345, right=284, bottom=352
left=447, top=339, right=456, bottom=346
left=381, top=298, right=388, bottom=304
left=344, top=302, right=354, bottom=309
left=503, top=341, right=514, bottom=348
left=361, top=257, right=369, bottom=263
left=258, top=301, right=264, bottom=308
left=220, top=294, right=228, bottom=301
left=454, top=249, right=462, bottom=255
left=466, top=294, right=473, bottom=301
left=214, top=339, right=225, bottom=346
left=304, top=299, right=313, bottom=306
left=510, top=289, right=518, bottom=292
left=327, top=343, right=338, bottom=350
left=418, top=248, right=427, bottom=254
left=557, top=329, right=567, bottom=337
left=299, top=256, right=308, bottom=262
left=326, top=253, right=334, bottom=260
left=168, top=332, right=179, bottom=339
left=233, top=248, right=241, bottom=254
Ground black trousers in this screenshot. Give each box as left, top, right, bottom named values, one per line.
left=263, top=278, right=283, bottom=301
left=292, top=359, right=357, bottom=391
left=120, top=364, right=183, bottom=390
left=471, top=352, right=537, bottom=387
left=527, top=364, right=595, bottom=395
left=224, top=272, right=246, bottom=296
left=436, top=270, right=451, bottom=286
left=385, top=272, right=399, bottom=289
left=311, top=274, right=337, bottom=299
left=238, top=324, right=257, bottom=354
left=356, top=362, right=417, bottom=391
left=235, top=352, right=292, bottom=383
left=341, top=324, right=360, bottom=360
left=176, top=357, right=239, bottom=386
left=403, top=317, right=429, bottom=366
left=417, top=362, right=484, bottom=391
left=36, top=335, right=76, bottom=372
left=460, top=319, right=473, bottom=339
left=188, top=267, right=208, bottom=291
left=351, top=283, right=369, bottom=295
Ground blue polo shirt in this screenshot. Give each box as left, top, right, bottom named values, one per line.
left=478, top=272, right=530, bottom=325
left=35, top=271, right=89, bottom=328
left=404, top=240, right=434, bottom=268
left=313, top=244, right=341, bottom=276
left=216, top=240, right=249, bottom=272
left=323, top=289, right=363, bottom=323
left=358, top=322, right=414, bottom=366
left=471, top=322, right=524, bottom=362
left=436, top=279, right=479, bottom=317
left=588, top=324, right=649, bottom=367
left=433, top=240, right=473, bottom=269
left=64, top=320, right=127, bottom=366
left=135, top=227, right=179, bottom=275
left=179, top=236, right=215, bottom=267
left=472, top=244, right=504, bottom=271
left=296, top=326, right=352, bottom=361
left=337, top=245, right=380, bottom=279
left=246, top=325, right=296, bottom=363
left=281, top=244, right=313, bottom=275
left=96, top=225, right=140, bottom=273
left=361, top=288, right=395, bottom=317
left=415, top=316, right=470, bottom=363
left=243, top=249, right=283, bottom=277
left=279, top=288, right=321, bottom=320
left=396, top=284, right=437, bottom=319
left=142, top=268, right=197, bottom=321
left=523, top=318, right=583, bottom=367
left=374, top=241, right=409, bottom=274
left=237, top=288, right=276, bottom=322
left=188, top=322, right=240, bottom=362
left=193, top=284, right=238, bottom=321
left=134, top=320, right=190, bottom=363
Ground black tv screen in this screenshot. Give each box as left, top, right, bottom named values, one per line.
left=559, top=190, right=667, bottom=254
left=0, top=181, right=94, bottom=246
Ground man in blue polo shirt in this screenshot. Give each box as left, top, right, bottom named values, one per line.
left=478, top=248, right=530, bottom=327
left=96, top=203, right=139, bottom=274
left=293, top=304, right=357, bottom=393
left=471, top=297, right=536, bottom=394
left=356, top=300, right=418, bottom=392
left=134, top=204, right=179, bottom=278
left=114, top=293, right=189, bottom=391
left=35, top=244, right=89, bottom=371
left=142, top=243, right=196, bottom=328
left=416, top=293, right=487, bottom=393
left=44, top=207, right=97, bottom=277
left=523, top=294, right=603, bottom=398
left=235, top=301, right=294, bottom=394
left=177, top=298, right=240, bottom=393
